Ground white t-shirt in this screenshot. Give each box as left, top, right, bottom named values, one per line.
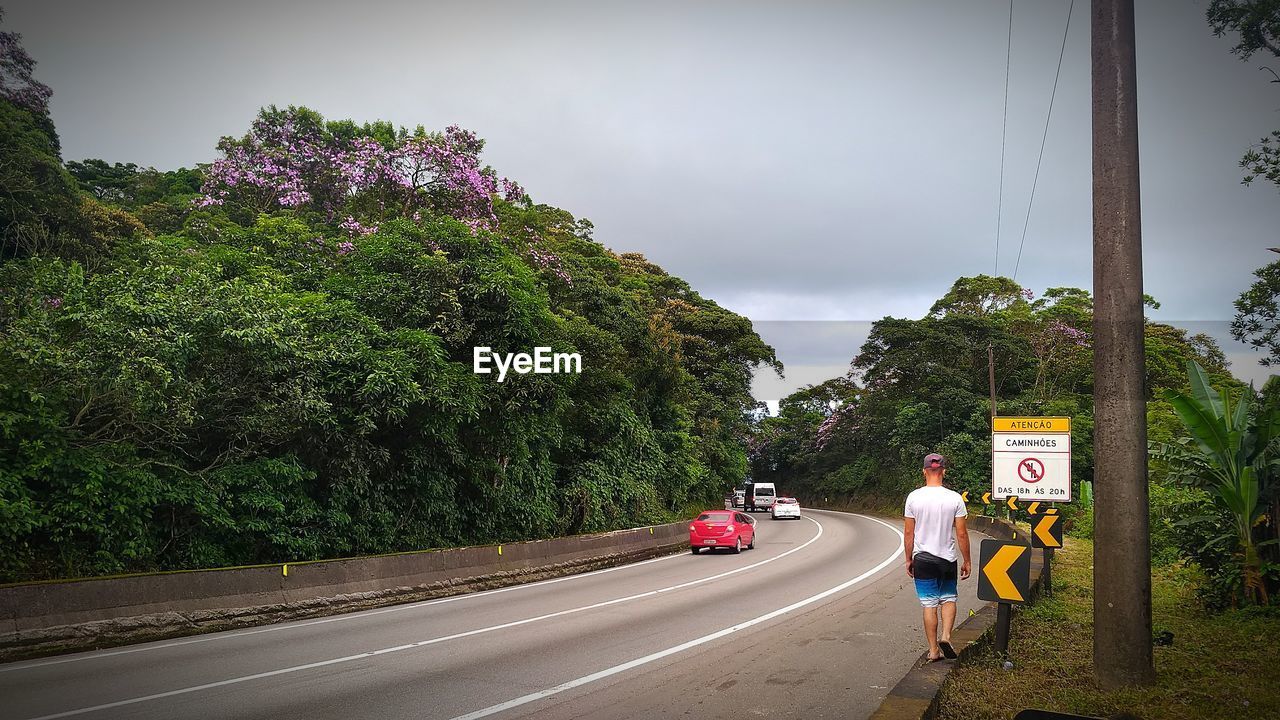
left=904, top=485, right=967, bottom=562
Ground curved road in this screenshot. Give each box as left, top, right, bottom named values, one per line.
left=2, top=509, right=982, bottom=720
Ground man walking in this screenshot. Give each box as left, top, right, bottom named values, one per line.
left=903, top=453, right=971, bottom=661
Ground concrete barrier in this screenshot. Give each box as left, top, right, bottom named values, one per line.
left=0, top=522, right=689, bottom=661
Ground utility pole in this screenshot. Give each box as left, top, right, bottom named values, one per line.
left=1091, top=0, right=1155, bottom=688
left=988, top=344, right=1007, bottom=520
left=988, top=343, right=997, bottom=423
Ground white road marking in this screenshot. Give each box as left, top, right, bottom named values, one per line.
left=17, top=517, right=827, bottom=720
left=2, top=544, right=687, bottom=673
left=447, top=513, right=905, bottom=720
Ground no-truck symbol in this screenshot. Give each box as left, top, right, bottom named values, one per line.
left=1017, top=457, right=1045, bottom=483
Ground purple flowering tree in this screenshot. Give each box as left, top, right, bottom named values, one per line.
left=0, top=9, right=52, bottom=115
left=197, top=107, right=572, bottom=279
left=200, top=107, right=528, bottom=233
left=809, top=395, right=864, bottom=451
left=1030, top=319, right=1091, bottom=402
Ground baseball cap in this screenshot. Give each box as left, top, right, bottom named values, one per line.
left=922, top=453, right=947, bottom=470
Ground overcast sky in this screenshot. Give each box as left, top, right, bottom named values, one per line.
left=8, top=0, right=1280, bottom=400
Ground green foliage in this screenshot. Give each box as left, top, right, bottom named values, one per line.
left=751, top=279, right=1231, bottom=530
left=1241, top=130, right=1280, bottom=190
left=0, top=106, right=776, bottom=580
left=927, top=274, right=1028, bottom=318
left=939, top=536, right=1280, bottom=720
left=65, top=159, right=143, bottom=203
left=0, top=99, right=83, bottom=260
left=1145, top=482, right=1256, bottom=609
left=66, top=159, right=202, bottom=235
left=1157, top=360, right=1279, bottom=605
left=1069, top=502, right=1093, bottom=539
left=1208, top=0, right=1280, bottom=60
left=1206, top=1, right=1280, bottom=191
left=1232, top=260, right=1280, bottom=365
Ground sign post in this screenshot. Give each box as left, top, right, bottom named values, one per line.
left=1030, top=508, right=1064, bottom=596
left=977, top=538, right=1032, bottom=656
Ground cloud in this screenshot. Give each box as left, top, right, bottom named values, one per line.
left=5, top=0, right=1278, bottom=398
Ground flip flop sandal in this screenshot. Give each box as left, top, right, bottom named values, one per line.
left=939, top=640, right=957, bottom=659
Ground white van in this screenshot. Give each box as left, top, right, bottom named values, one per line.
left=745, top=482, right=776, bottom=512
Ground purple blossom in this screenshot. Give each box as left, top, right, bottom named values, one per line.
left=339, top=216, right=376, bottom=237
left=277, top=189, right=312, bottom=207
left=197, top=107, right=560, bottom=269
left=1021, top=288, right=1035, bottom=301
left=1047, top=320, right=1090, bottom=347
left=501, top=178, right=528, bottom=203
left=44, top=296, right=62, bottom=309
left=527, top=246, right=572, bottom=284
left=199, top=109, right=524, bottom=226
left=337, top=241, right=355, bottom=255
left=0, top=11, right=52, bottom=115
left=815, top=403, right=858, bottom=450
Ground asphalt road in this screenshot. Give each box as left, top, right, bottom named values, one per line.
left=1, top=509, right=983, bottom=720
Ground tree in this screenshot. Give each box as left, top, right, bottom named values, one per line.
left=1231, top=260, right=1280, bottom=365
left=0, top=8, right=52, bottom=117
left=0, top=93, right=781, bottom=580
left=928, top=274, right=1031, bottom=318
left=1209, top=0, right=1280, bottom=59
left=0, top=11, right=82, bottom=260
left=199, top=106, right=528, bottom=230
left=0, top=100, right=82, bottom=259
left=752, top=276, right=1230, bottom=527
left=66, top=159, right=142, bottom=203
left=1207, top=1, right=1280, bottom=191
left=1160, top=361, right=1278, bottom=605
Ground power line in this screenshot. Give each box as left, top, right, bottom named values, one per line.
left=995, top=0, right=1013, bottom=277
left=1012, top=0, right=1075, bottom=282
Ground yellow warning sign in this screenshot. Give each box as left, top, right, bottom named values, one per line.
left=992, top=416, right=1071, bottom=433
left=1032, top=513, right=1065, bottom=549
left=992, top=416, right=1073, bottom=502
left=978, top=541, right=1030, bottom=603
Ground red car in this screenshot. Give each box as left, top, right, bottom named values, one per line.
left=689, top=510, right=755, bottom=554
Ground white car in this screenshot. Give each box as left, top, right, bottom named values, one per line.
left=745, top=482, right=776, bottom=512
left=771, top=497, right=801, bottom=520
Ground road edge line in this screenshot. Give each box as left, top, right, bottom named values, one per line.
left=1, top=549, right=689, bottom=674
left=16, top=518, right=828, bottom=720
left=445, top=512, right=904, bottom=720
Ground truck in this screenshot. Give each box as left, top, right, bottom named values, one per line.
left=744, top=481, right=776, bottom=512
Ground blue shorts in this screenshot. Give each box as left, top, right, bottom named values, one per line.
left=912, top=552, right=958, bottom=607
left=914, top=576, right=958, bottom=607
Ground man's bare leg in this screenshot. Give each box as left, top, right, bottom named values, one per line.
left=922, top=606, right=941, bottom=659
left=940, top=600, right=957, bottom=645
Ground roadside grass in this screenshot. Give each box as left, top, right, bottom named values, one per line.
left=937, top=535, right=1280, bottom=720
